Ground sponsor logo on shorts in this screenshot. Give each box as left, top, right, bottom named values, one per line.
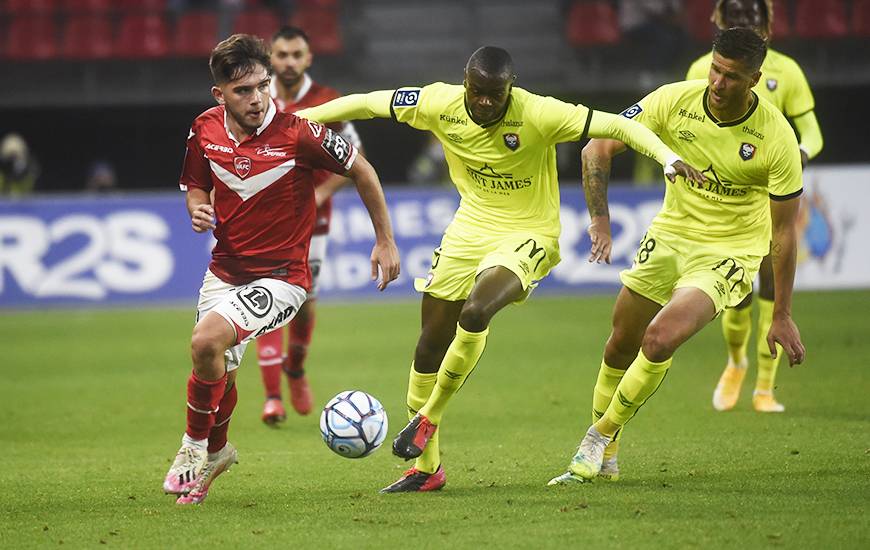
left=237, top=285, right=273, bottom=318
left=514, top=238, right=547, bottom=272
left=620, top=104, right=642, bottom=119
left=503, top=133, right=520, bottom=151
left=393, top=89, right=421, bottom=107
left=234, top=156, right=252, bottom=178
left=254, top=305, right=297, bottom=337
left=739, top=142, right=756, bottom=161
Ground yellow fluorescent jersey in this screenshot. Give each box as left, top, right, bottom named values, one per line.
left=389, top=83, right=594, bottom=256
left=624, top=80, right=802, bottom=257
left=687, top=48, right=815, bottom=119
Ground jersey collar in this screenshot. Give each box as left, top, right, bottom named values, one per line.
left=702, top=88, right=759, bottom=127
left=223, top=98, right=277, bottom=146
left=464, top=95, right=512, bottom=129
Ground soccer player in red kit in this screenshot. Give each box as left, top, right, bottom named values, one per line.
left=163, top=34, right=400, bottom=505
left=256, top=26, right=364, bottom=423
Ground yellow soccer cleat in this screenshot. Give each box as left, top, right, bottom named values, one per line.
left=712, top=358, right=748, bottom=411
left=752, top=390, right=785, bottom=413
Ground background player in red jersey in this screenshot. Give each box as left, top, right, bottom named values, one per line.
left=255, top=26, right=364, bottom=424
left=163, top=34, right=400, bottom=505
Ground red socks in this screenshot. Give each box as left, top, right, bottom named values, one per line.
left=257, top=329, right=284, bottom=398
left=185, top=371, right=227, bottom=440
left=284, top=309, right=315, bottom=377
left=207, top=382, right=238, bottom=453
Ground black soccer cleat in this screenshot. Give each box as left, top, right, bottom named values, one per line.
left=380, top=465, right=446, bottom=493
left=391, top=414, right=438, bottom=460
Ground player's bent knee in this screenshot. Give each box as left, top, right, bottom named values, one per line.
left=458, top=301, right=491, bottom=333
left=640, top=323, right=677, bottom=363
left=190, top=330, right=229, bottom=369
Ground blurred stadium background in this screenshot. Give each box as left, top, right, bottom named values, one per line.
left=1, top=0, right=868, bottom=305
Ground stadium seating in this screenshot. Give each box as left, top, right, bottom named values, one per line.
left=794, top=0, right=848, bottom=38
left=853, top=0, right=870, bottom=37
left=116, top=13, right=171, bottom=58
left=770, top=0, right=791, bottom=39
left=233, top=9, right=284, bottom=41
left=566, top=0, right=620, bottom=46
left=62, top=14, right=113, bottom=59
left=4, top=0, right=56, bottom=13
left=685, top=0, right=717, bottom=42
left=4, top=15, right=58, bottom=59
left=62, top=0, right=111, bottom=13
left=291, top=6, right=343, bottom=55
left=173, top=11, right=219, bottom=57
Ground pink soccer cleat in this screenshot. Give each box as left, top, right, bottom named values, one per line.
left=176, top=443, right=238, bottom=505
left=261, top=398, right=287, bottom=425
left=163, top=444, right=208, bottom=495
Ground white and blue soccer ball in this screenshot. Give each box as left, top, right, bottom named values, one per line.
left=319, top=390, right=388, bottom=459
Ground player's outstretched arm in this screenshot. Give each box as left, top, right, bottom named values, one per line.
left=581, top=138, right=627, bottom=264
left=768, top=196, right=806, bottom=366
left=346, top=153, right=400, bottom=291
left=296, top=90, right=396, bottom=124
left=186, top=187, right=215, bottom=233
left=586, top=111, right=705, bottom=184
left=792, top=111, right=824, bottom=168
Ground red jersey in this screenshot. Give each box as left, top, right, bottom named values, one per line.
left=179, top=100, right=357, bottom=289
left=271, top=74, right=361, bottom=235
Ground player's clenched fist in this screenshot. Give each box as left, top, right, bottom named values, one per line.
left=190, top=204, right=216, bottom=232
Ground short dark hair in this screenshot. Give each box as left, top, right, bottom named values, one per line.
left=209, top=34, right=271, bottom=85
left=712, top=27, right=767, bottom=71
left=466, top=46, right=514, bottom=79
left=272, top=25, right=309, bottom=44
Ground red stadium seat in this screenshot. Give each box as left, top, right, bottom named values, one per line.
left=770, top=0, right=791, bottom=39
left=853, top=0, right=870, bottom=37
left=4, top=0, right=56, bottom=13
left=290, top=7, right=342, bottom=55
left=566, top=1, right=621, bottom=46
left=62, top=0, right=111, bottom=13
left=115, top=13, right=170, bottom=58
left=4, top=15, right=58, bottom=59
left=685, top=0, right=717, bottom=42
left=233, top=9, right=283, bottom=40
left=62, top=14, right=113, bottom=59
left=173, top=11, right=218, bottom=57
left=794, top=0, right=848, bottom=39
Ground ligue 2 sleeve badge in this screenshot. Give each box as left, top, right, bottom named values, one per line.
left=503, top=133, right=520, bottom=151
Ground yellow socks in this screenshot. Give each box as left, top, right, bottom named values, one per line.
left=418, top=324, right=488, bottom=426
left=596, top=350, right=671, bottom=438
left=406, top=362, right=440, bottom=474
left=591, top=360, right=626, bottom=458
left=722, top=306, right=751, bottom=365
left=755, top=298, right=782, bottom=393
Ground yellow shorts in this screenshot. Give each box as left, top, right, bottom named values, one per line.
left=619, top=228, right=762, bottom=313
left=414, top=233, right=560, bottom=302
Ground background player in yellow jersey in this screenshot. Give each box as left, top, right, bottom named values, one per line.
left=687, top=0, right=824, bottom=413
left=548, top=28, right=806, bottom=485
left=298, top=46, right=704, bottom=492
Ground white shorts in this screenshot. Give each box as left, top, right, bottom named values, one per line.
left=308, top=233, right=328, bottom=299
left=196, top=270, right=308, bottom=371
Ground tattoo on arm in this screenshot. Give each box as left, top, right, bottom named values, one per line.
left=582, top=155, right=612, bottom=218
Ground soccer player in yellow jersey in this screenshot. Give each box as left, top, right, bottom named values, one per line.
left=687, top=0, right=823, bottom=413
left=548, top=28, right=806, bottom=485
left=298, top=46, right=704, bottom=492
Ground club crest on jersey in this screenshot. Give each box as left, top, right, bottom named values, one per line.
left=766, top=78, right=778, bottom=91
left=739, top=142, right=756, bottom=161
left=234, top=156, right=252, bottom=178
left=503, top=133, right=520, bottom=151
left=620, top=103, right=642, bottom=119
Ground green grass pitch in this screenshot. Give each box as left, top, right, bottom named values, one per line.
left=2, top=290, right=868, bottom=548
